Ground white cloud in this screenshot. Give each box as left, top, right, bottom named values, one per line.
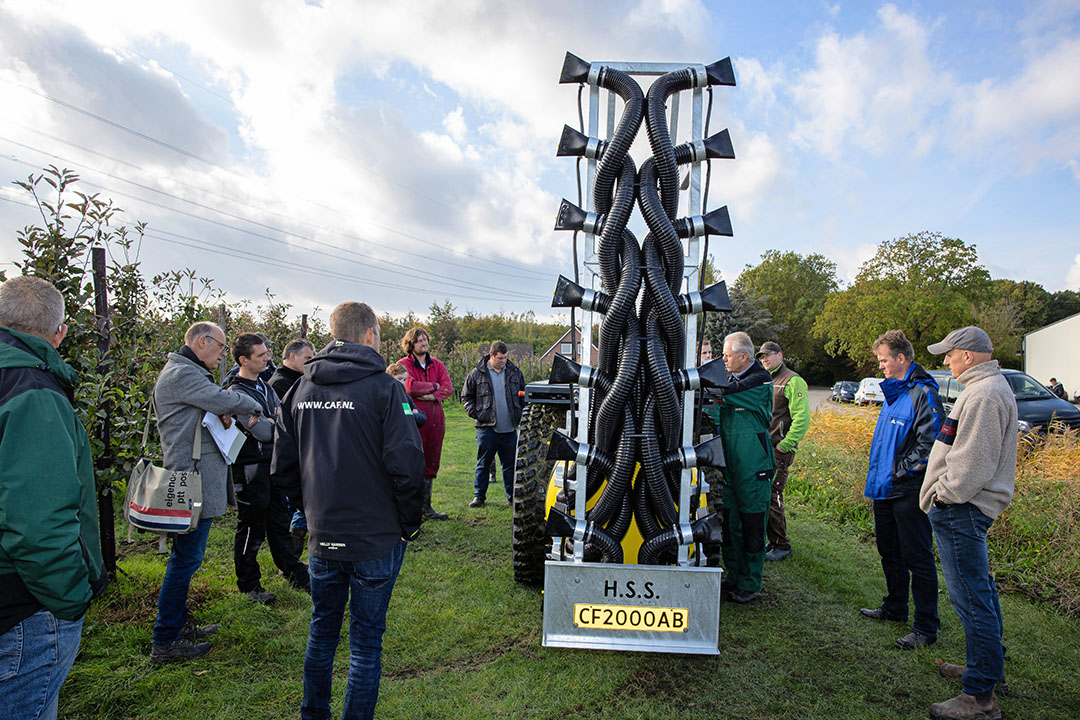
left=442, top=106, right=467, bottom=143
left=1066, top=252, right=1080, bottom=291
left=705, top=123, right=783, bottom=219
left=789, top=4, right=954, bottom=158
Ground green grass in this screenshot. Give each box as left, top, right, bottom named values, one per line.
left=62, top=403, right=1080, bottom=719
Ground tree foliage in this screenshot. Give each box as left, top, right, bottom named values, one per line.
left=702, top=284, right=782, bottom=347
left=813, top=232, right=991, bottom=374
left=736, top=250, right=840, bottom=381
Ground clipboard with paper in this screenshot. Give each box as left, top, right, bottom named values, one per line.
left=202, top=412, right=246, bottom=464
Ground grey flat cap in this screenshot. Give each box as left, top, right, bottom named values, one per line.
left=927, top=326, right=994, bottom=355
left=756, top=341, right=782, bottom=357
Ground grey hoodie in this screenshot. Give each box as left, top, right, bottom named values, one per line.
left=919, top=360, right=1017, bottom=520
left=154, top=350, right=261, bottom=519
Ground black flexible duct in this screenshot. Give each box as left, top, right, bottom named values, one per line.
left=638, top=511, right=724, bottom=565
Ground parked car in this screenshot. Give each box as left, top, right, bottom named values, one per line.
left=854, top=378, right=884, bottom=405
left=928, top=368, right=1080, bottom=434
left=832, top=380, right=858, bottom=403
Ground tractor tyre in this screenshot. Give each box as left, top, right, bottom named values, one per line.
left=511, top=403, right=561, bottom=586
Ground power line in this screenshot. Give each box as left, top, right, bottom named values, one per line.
left=0, top=119, right=551, bottom=282
left=0, top=76, right=554, bottom=280
left=0, top=194, right=545, bottom=303
left=0, top=145, right=545, bottom=301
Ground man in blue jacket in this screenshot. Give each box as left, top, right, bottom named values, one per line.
left=860, top=330, right=944, bottom=650
left=272, top=302, right=424, bottom=720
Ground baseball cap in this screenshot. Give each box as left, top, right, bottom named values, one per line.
left=927, top=326, right=994, bottom=355
left=756, top=341, right=782, bottom=358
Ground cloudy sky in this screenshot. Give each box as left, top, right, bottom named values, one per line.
left=1, top=0, right=1079, bottom=322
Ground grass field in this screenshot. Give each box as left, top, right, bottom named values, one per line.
left=63, top=403, right=1080, bottom=719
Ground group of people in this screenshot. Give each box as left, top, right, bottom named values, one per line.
left=860, top=326, right=1017, bottom=720
left=701, top=326, right=1016, bottom=720
left=0, top=273, right=1017, bottom=720
left=0, top=274, right=530, bottom=720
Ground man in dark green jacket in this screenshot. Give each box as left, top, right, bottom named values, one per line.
left=715, top=331, right=776, bottom=603
left=0, top=275, right=106, bottom=719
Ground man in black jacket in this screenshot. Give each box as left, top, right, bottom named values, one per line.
left=225, top=333, right=308, bottom=603
left=272, top=302, right=424, bottom=720
left=462, top=341, right=525, bottom=507
left=268, top=338, right=316, bottom=553
left=268, top=338, right=314, bottom=400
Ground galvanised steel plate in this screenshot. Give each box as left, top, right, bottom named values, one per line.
left=542, top=561, right=721, bottom=654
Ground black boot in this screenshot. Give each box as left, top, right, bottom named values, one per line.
left=423, top=476, right=448, bottom=521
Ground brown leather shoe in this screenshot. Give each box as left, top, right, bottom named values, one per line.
left=929, top=692, right=1000, bottom=720
left=937, top=661, right=1010, bottom=696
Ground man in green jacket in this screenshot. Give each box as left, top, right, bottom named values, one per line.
left=715, top=332, right=776, bottom=603
left=756, top=341, right=810, bottom=562
left=0, top=275, right=106, bottom=720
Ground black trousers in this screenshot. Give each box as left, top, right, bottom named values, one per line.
left=234, top=461, right=306, bottom=592
left=873, top=493, right=940, bottom=637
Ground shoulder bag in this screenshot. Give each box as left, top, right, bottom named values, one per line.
left=125, top=402, right=204, bottom=534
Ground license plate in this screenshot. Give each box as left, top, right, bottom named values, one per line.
left=573, top=603, right=688, bottom=632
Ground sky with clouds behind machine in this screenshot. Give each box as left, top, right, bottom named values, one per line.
left=1, top=0, right=1078, bottom=320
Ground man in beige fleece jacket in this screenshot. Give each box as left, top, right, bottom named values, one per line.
left=920, top=326, right=1016, bottom=720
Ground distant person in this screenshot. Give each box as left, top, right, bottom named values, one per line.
left=399, top=328, right=453, bottom=521
left=0, top=276, right=108, bottom=718
left=1048, top=377, right=1065, bottom=399
left=150, top=321, right=262, bottom=662
left=755, top=341, right=809, bottom=562
left=268, top=338, right=315, bottom=400
left=860, top=330, right=944, bottom=651
left=386, top=362, right=426, bottom=428
left=699, top=339, right=713, bottom=364
left=272, top=302, right=424, bottom=720
left=224, top=333, right=308, bottom=603
left=921, top=326, right=1016, bottom=720
left=713, top=332, right=775, bottom=603
left=268, top=338, right=316, bottom=554
left=462, top=341, right=525, bottom=507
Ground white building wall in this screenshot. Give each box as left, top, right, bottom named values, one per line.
left=1023, top=313, right=1080, bottom=400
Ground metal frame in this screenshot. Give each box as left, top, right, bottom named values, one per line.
left=575, top=61, right=707, bottom=565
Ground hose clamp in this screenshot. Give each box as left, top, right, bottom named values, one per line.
left=578, top=364, right=594, bottom=388
left=690, top=215, right=705, bottom=238
left=575, top=444, right=591, bottom=468
left=682, top=367, right=701, bottom=390
left=685, top=291, right=703, bottom=314
left=692, top=65, right=708, bottom=88
left=573, top=519, right=587, bottom=543
left=588, top=66, right=603, bottom=87
left=585, top=137, right=602, bottom=160
left=580, top=288, right=597, bottom=312
left=690, top=139, right=707, bottom=163
left=681, top=445, right=698, bottom=469
left=583, top=211, right=601, bottom=236
left=679, top=523, right=696, bottom=545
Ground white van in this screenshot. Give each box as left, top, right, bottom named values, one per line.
left=854, top=377, right=885, bottom=405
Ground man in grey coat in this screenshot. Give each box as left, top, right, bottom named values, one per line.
left=149, top=321, right=261, bottom=663
left=920, top=326, right=1017, bottom=720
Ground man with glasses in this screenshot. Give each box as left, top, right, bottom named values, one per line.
left=224, top=333, right=308, bottom=604
left=150, top=322, right=262, bottom=662
left=755, top=341, right=809, bottom=562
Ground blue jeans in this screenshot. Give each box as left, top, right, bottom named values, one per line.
left=473, top=428, right=517, bottom=501
left=929, top=503, right=1006, bottom=696
left=0, top=609, right=83, bottom=720
left=872, top=494, right=940, bottom=637
left=302, top=541, right=406, bottom=720
left=153, top=518, right=213, bottom=645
